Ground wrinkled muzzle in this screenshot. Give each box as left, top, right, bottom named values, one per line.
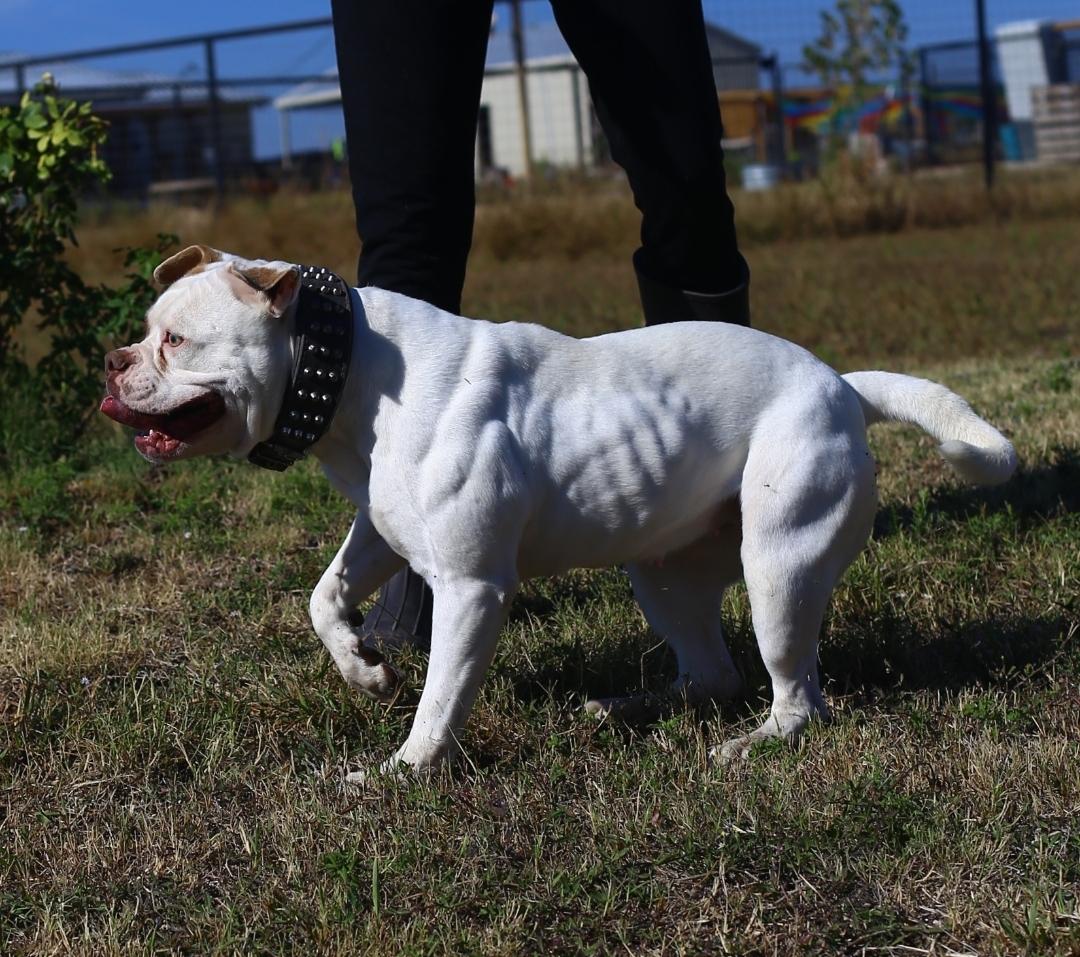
left=101, top=345, right=227, bottom=460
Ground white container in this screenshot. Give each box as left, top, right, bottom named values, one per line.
left=741, top=163, right=781, bottom=191
left=996, top=20, right=1068, bottom=160
left=996, top=20, right=1055, bottom=123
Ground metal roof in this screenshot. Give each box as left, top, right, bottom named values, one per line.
left=274, top=22, right=575, bottom=113
left=486, top=21, right=576, bottom=69
left=273, top=67, right=341, bottom=112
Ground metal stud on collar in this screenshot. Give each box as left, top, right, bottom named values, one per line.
left=248, top=264, right=355, bottom=471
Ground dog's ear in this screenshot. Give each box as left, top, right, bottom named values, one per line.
left=153, top=244, right=224, bottom=287
left=231, top=260, right=301, bottom=318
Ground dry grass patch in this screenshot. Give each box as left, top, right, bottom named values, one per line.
left=48, top=176, right=1080, bottom=371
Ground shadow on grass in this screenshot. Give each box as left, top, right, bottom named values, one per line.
left=508, top=570, right=630, bottom=624
left=505, top=608, right=1074, bottom=719
left=820, top=612, right=1075, bottom=697
left=874, top=444, right=1080, bottom=539
left=335, top=527, right=1076, bottom=766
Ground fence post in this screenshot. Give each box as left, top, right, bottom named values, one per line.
left=768, top=55, right=786, bottom=171
left=975, top=0, right=995, bottom=188
left=15, top=63, right=26, bottom=97
left=901, top=62, right=914, bottom=173
left=204, top=38, right=226, bottom=201
left=918, top=46, right=935, bottom=165
left=280, top=111, right=293, bottom=170
left=570, top=66, right=586, bottom=171
left=509, top=0, right=535, bottom=182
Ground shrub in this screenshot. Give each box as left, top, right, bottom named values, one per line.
left=0, top=78, right=173, bottom=464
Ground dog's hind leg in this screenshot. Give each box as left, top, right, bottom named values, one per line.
left=586, top=517, right=744, bottom=723
left=714, top=410, right=877, bottom=761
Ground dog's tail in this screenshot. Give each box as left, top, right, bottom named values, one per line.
left=842, top=371, right=1016, bottom=486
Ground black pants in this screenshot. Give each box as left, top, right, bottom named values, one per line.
left=330, top=0, right=742, bottom=314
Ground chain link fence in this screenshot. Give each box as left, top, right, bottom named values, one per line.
left=2, top=2, right=1079, bottom=203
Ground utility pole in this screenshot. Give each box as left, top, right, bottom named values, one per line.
left=509, top=0, right=535, bottom=182
left=975, top=0, right=995, bottom=188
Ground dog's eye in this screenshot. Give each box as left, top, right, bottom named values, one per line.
left=165, top=332, right=184, bottom=347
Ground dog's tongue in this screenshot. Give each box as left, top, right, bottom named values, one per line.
left=99, top=395, right=162, bottom=431
left=100, top=391, right=226, bottom=441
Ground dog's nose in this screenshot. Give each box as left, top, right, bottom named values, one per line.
left=105, top=347, right=136, bottom=374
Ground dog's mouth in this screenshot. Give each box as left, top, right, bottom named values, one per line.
left=99, top=391, right=226, bottom=461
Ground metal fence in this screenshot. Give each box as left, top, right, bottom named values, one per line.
left=2, top=1, right=1079, bottom=204
left=920, top=22, right=1080, bottom=170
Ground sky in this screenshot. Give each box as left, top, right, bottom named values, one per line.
left=2, top=0, right=1077, bottom=159
left=4, top=0, right=1077, bottom=63
left=4, top=0, right=1075, bottom=60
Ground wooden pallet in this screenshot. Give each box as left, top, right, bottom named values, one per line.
left=1033, top=85, right=1080, bottom=162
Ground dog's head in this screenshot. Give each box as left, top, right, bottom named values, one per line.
left=101, top=244, right=299, bottom=464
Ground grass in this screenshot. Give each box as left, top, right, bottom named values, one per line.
left=2, top=176, right=1079, bottom=953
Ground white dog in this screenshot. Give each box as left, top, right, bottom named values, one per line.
left=101, top=245, right=1016, bottom=780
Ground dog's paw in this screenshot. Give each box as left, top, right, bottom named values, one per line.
left=711, top=712, right=816, bottom=764
left=344, top=757, right=409, bottom=787
left=344, top=741, right=456, bottom=787
left=584, top=693, right=666, bottom=725
left=710, top=732, right=798, bottom=764
left=346, top=645, right=403, bottom=703
left=710, top=734, right=756, bottom=764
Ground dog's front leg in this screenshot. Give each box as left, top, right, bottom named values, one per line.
left=309, top=510, right=406, bottom=701
left=358, top=575, right=515, bottom=781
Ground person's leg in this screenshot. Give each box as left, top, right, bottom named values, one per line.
left=549, top=0, right=750, bottom=325
left=331, top=0, right=495, bottom=314
left=331, top=0, right=494, bottom=645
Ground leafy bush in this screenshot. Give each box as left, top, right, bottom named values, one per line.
left=801, top=0, right=913, bottom=144
left=0, top=78, right=174, bottom=463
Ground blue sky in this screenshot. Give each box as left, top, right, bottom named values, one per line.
left=4, top=0, right=1077, bottom=63
left=3, top=0, right=1077, bottom=159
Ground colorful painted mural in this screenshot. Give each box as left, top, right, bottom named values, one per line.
left=779, top=85, right=1007, bottom=136
left=781, top=89, right=914, bottom=134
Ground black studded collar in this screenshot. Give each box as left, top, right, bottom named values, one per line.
left=248, top=265, right=355, bottom=471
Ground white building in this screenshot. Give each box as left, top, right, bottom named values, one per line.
left=274, top=19, right=761, bottom=178
left=477, top=22, right=591, bottom=177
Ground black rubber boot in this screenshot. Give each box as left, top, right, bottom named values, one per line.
left=360, top=567, right=433, bottom=651
left=636, top=253, right=751, bottom=327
